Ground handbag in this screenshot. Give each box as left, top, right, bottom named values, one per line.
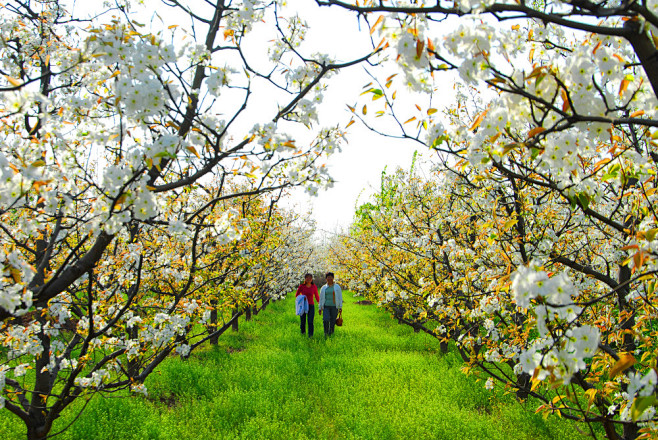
left=335, top=310, right=343, bottom=327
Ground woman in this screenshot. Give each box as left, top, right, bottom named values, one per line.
left=296, top=273, right=319, bottom=337
left=319, top=272, right=343, bottom=337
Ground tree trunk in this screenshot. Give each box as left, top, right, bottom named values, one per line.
left=618, top=263, right=638, bottom=440
left=515, top=372, right=531, bottom=400
left=209, top=301, right=219, bottom=345
left=624, top=20, right=658, bottom=101
left=231, top=308, right=239, bottom=332
left=26, top=417, right=52, bottom=440
left=618, top=215, right=638, bottom=440
left=128, top=326, right=140, bottom=376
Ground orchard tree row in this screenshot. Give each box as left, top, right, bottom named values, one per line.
left=0, top=1, right=351, bottom=439
left=321, top=0, right=658, bottom=439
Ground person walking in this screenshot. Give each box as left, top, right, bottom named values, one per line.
left=296, top=273, right=319, bottom=337
left=319, top=272, right=343, bottom=337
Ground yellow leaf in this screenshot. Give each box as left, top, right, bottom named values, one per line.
left=415, top=39, right=425, bottom=59
left=585, top=389, right=597, bottom=409
left=32, top=180, right=52, bottom=191
left=427, top=37, right=435, bottom=54
left=619, top=78, right=630, bottom=96
left=530, top=377, right=541, bottom=391
left=4, top=75, right=22, bottom=87
left=115, top=192, right=128, bottom=206
left=370, top=15, right=384, bottom=35
left=186, top=146, right=200, bottom=158
left=427, top=108, right=438, bottom=115
left=527, top=126, right=546, bottom=139
left=630, top=110, right=645, bottom=118
left=593, top=158, right=611, bottom=172
left=404, top=116, right=417, bottom=124
left=9, top=267, right=22, bottom=283
left=561, top=88, right=571, bottom=112
left=374, top=37, right=388, bottom=52
left=362, top=105, right=367, bottom=115
left=346, top=119, right=355, bottom=128
left=610, top=353, right=636, bottom=378
left=645, top=228, right=658, bottom=241
left=503, top=218, right=518, bottom=230
left=470, top=109, right=488, bottom=131
left=592, top=41, right=602, bottom=55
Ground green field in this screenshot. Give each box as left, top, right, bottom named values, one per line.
left=1, top=293, right=590, bottom=439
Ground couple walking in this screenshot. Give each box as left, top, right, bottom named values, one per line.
left=295, top=272, right=343, bottom=338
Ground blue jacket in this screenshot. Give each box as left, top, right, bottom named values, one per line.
left=295, top=294, right=309, bottom=316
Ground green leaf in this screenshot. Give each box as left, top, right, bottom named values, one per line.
left=361, top=88, right=383, bottom=97
left=646, top=228, right=658, bottom=242
left=568, top=195, right=577, bottom=210
left=535, top=73, right=546, bottom=88
left=578, top=192, right=590, bottom=210
left=631, top=395, right=657, bottom=421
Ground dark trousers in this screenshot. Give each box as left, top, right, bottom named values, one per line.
left=300, top=305, right=315, bottom=336
left=323, top=305, right=338, bottom=337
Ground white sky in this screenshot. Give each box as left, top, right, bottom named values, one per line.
left=72, top=0, right=442, bottom=234
left=280, top=2, right=437, bottom=235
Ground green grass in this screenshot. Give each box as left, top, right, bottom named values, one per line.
left=1, top=293, right=591, bottom=440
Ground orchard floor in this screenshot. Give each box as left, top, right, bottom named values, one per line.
left=1, top=293, right=592, bottom=440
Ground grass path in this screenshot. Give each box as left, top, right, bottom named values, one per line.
left=1, top=293, right=589, bottom=439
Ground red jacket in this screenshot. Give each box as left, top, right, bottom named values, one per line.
left=296, top=284, right=319, bottom=306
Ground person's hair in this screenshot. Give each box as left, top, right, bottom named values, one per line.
left=325, top=272, right=334, bottom=278
left=303, top=273, right=314, bottom=285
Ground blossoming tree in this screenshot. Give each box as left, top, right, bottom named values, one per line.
left=0, top=0, right=373, bottom=438
left=320, top=0, right=658, bottom=438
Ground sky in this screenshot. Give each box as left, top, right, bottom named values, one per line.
left=70, top=0, right=437, bottom=235
left=284, top=123, right=422, bottom=236
left=279, top=2, right=434, bottom=236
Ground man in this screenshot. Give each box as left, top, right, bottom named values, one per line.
left=319, top=272, right=343, bottom=337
